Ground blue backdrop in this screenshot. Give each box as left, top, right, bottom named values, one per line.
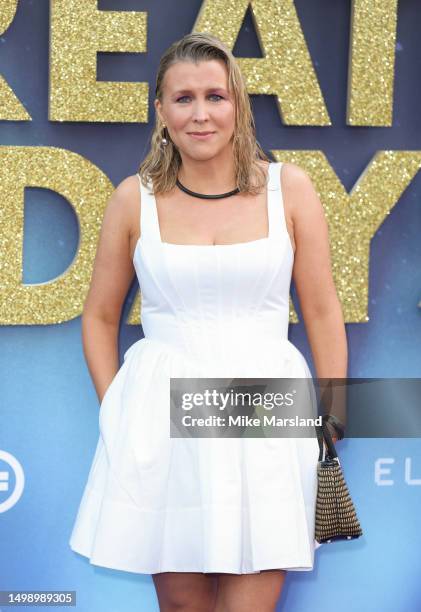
left=1, top=1, right=420, bottom=611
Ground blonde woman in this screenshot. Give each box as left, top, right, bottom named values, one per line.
left=69, top=32, right=347, bottom=612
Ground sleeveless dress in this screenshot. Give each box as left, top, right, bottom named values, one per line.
left=69, top=161, right=322, bottom=575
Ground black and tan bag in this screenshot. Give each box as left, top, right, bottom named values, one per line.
left=315, top=419, right=363, bottom=544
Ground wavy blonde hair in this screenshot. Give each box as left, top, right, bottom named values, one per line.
left=138, top=32, right=270, bottom=195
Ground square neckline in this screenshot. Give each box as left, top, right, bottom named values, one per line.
left=141, top=161, right=273, bottom=249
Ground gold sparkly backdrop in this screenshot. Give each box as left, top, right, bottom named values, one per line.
left=0, top=147, right=114, bottom=325
left=0, top=0, right=29, bottom=120
left=50, top=0, right=148, bottom=122
left=0, top=0, right=412, bottom=327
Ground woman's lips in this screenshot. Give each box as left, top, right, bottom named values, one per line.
left=187, top=132, right=215, bottom=140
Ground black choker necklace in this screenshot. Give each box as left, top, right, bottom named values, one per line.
left=176, top=178, right=240, bottom=199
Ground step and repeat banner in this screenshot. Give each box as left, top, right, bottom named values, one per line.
left=1, top=1, right=420, bottom=611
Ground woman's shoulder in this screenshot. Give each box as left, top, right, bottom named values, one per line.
left=113, top=173, right=141, bottom=200
left=110, top=173, right=142, bottom=214
left=279, top=161, right=312, bottom=187
left=279, top=161, right=326, bottom=233
left=101, top=174, right=142, bottom=245
left=279, top=162, right=316, bottom=214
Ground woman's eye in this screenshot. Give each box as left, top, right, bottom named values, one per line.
left=176, top=94, right=223, bottom=103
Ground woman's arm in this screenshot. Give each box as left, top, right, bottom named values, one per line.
left=282, top=163, right=348, bottom=439
left=82, top=175, right=140, bottom=404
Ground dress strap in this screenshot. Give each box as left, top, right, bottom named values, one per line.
left=136, top=173, right=161, bottom=245
left=267, top=161, right=288, bottom=240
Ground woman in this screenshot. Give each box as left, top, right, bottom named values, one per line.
left=69, top=32, right=347, bottom=611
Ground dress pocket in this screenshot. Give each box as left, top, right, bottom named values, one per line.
left=98, top=378, right=115, bottom=430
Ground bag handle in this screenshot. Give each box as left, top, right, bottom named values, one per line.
left=316, top=420, right=338, bottom=462
left=316, top=380, right=340, bottom=462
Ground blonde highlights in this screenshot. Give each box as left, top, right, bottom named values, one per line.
left=138, top=32, right=270, bottom=195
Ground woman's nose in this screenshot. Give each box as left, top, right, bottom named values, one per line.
left=191, top=100, right=210, bottom=121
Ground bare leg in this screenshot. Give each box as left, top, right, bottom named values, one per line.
left=152, top=572, right=218, bottom=612
left=213, top=569, right=287, bottom=612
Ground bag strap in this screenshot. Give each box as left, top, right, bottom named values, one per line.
left=316, top=380, right=340, bottom=461
left=316, top=421, right=339, bottom=462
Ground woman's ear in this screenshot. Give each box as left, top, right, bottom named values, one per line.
left=154, top=98, right=163, bottom=124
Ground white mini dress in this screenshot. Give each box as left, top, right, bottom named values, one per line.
left=69, top=161, right=322, bottom=574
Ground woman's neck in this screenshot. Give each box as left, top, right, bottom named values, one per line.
left=177, top=150, right=237, bottom=194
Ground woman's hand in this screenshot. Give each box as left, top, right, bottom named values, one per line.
left=324, top=419, right=344, bottom=445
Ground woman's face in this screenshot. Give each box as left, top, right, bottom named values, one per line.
left=154, top=59, right=236, bottom=161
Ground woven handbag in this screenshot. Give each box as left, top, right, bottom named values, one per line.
left=314, top=419, right=363, bottom=543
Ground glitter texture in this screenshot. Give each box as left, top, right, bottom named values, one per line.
left=272, top=150, right=421, bottom=323
left=348, top=0, right=398, bottom=126
left=0, top=0, right=17, bottom=32
left=194, top=0, right=331, bottom=125
left=0, top=0, right=30, bottom=120
left=127, top=292, right=142, bottom=326
left=0, top=146, right=114, bottom=324
left=49, top=0, right=148, bottom=122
